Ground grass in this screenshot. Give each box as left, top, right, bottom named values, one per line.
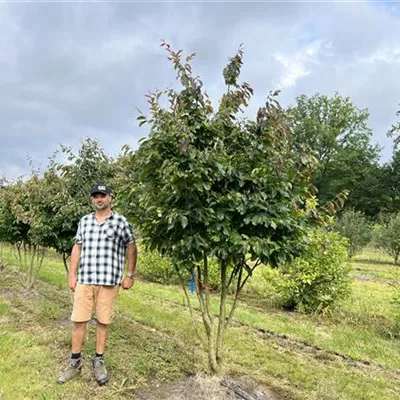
left=353, top=247, right=395, bottom=264
left=0, top=273, right=199, bottom=400
left=0, top=245, right=400, bottom=399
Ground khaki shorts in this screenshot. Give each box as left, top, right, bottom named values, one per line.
left=71, top=283, right=120, bottom=325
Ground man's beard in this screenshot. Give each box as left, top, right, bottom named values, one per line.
left=95, top=203, right=109, bottom=210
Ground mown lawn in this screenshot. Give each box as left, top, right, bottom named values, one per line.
left=0, top=245, right=400, bottom=400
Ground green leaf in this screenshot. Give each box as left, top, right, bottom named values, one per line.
left=180, top=215, right=188, bottom=229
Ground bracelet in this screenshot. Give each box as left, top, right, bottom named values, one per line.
left=126, top=273, right=135, bottom=279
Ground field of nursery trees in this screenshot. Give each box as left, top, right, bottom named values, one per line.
left=1, top=45, right=400, bottom=400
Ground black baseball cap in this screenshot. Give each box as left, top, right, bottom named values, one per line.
left=90, top=182, right=112, bottom=196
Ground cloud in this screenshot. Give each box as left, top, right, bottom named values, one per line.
left=273, top=40, right=331, bottom=88
left=0, top=1, right=400, bottom=180
left=359, top=45, right=400, bottom=64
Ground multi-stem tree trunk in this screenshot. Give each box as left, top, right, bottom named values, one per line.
left=195, top=254, right=220, bottom=374
left=178, top=253, right=260, bottom=374
left=216, top=260, right=227, bottom=366
left=15, top=243, right=45, bottom=290
left=177, top=253, right=259, bottom=374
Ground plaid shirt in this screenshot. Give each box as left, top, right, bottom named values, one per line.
left=75, top=211, right=135, bottom=286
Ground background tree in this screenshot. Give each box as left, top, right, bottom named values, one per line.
left=348, top=163, right=389, bottom=218
left=373, top=213, right=400, bottom=265
left=378, top=150, right=400, bottom=214
left=364, top=104, right=400, bottom=216
left=335, top=209, right=371, bottom=258
left=120, top=43, right=317, bottom=374
left=0, top=172, right=51, bottom=289
left=0, top=183, right=7, bottom=269
left=46, top=137, right=116, bottom=273
left=388, top=104, right=400, bottom=150
left=0, top=184, right=26, bottom=271
left=290, top=93, right=381, bottom=216
left=0, top=138, right=117, bottom=286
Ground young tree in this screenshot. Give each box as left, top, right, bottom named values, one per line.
left=335, top=209, right=371, bottom=258
left=0, top=184, right=23, bottom=271
left=120, top=44, right=317, bottom=373
left=46, top=138, right=116, bottom=273
left=373, top=213, right=400, bottom=265
left=0, top=139, right=115, bottom=277
left=0, top=173, right=51, bottom=289
left=0, top=184, right=7, bottom=269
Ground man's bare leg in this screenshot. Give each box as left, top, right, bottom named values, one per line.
left=72, top=322, right=87, bottom=353
left=57, top=322, right=87, bottom=384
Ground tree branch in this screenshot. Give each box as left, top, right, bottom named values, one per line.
left=174, top=264, right=206, bottom=348
left=225, top=262, right=243, bottom=329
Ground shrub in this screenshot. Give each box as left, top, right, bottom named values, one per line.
left=137, top=246, right=176, bottom=284
left=276, top=227, right=351, bottom=313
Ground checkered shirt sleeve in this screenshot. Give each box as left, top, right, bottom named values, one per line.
left=76, top=212, right=135, bottom=286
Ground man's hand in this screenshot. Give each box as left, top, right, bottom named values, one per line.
left=122, top=277, right=135, bottom=290
left=68, top=273, right=77, bottom=292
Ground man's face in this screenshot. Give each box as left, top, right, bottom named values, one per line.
left=91, top=193, right=112, bottom=210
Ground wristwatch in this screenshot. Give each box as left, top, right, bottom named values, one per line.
left=126, top=273, right=135, bottom=279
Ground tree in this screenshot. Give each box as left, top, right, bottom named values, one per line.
left=0, top=172, right=51, bottom=289
left=0, top=138, right=115, bottom=277
left=45, top=137, right=116, bottom=273
left=0, top=139, right=116, bottom=287
left=348, top=163, right=390, bottom=218
left=373, top=106, right=400, bottom=215
left=378, top=150, right=400, bottom=214
left=388, top=105, right=400, bottom=150
left=120, top=43, right=317, bottom=373
left=373, top=213, right=400, bottom=265
left=290, top=93, right=381, bottom=216
left=335, top=209, right=371, bottom=258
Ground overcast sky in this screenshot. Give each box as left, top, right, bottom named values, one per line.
left=1, top=1, right=400, bottom=180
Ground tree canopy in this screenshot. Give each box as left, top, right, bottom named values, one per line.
left=290, top=93, right=380, bottom=214
left=119, top=43, right=318, bottom=373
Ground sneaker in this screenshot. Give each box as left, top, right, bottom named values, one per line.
left=57, top=358, right=82, bottom=384
left=92, top=356, right=110, bottom=385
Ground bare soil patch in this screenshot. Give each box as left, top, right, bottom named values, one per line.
left=134, top=374, right=282, bottom=400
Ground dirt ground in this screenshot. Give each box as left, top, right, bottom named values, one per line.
left=134, top=374, right=283, bottom=400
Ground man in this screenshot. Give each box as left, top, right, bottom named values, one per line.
left=57, top=182, right=137, bottom=385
